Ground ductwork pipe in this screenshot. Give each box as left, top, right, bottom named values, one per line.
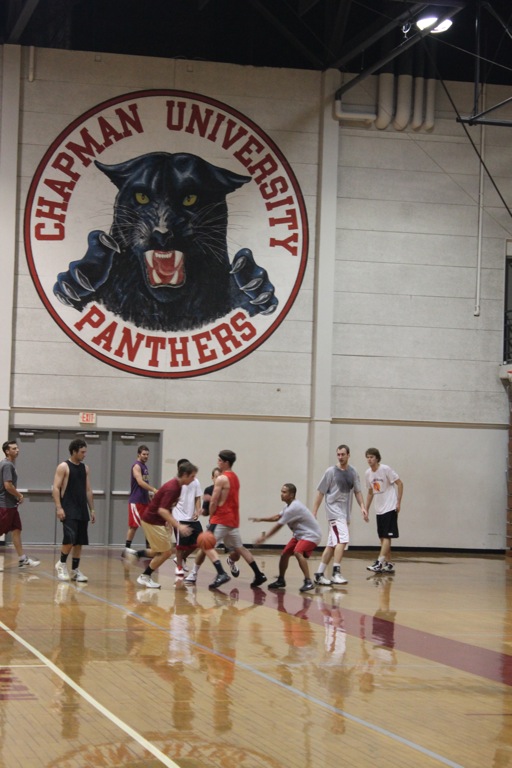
left=375, top=72, right=395, bottom=129
left=393, top=48, right=413, bottom=131
left=393, top=73, right=413, bottom=130
left=335, top=45, right=436, bottom=131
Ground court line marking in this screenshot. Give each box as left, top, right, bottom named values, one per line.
left=0, top=619, right=179, bottom=768
left=88, top=590, right=465, bottom=768
left=23, top=572, right=465, bottom=768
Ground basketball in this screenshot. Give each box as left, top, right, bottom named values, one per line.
left=197, top=531, right=217, bottom=551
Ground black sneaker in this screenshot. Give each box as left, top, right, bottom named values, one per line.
left=250, top=573, right=267, bottom=588
left=268, top=577, right=286, bottom=589
left=300, top=579, right=314, bottom=592
left=209, top=572, right=231, bottom=589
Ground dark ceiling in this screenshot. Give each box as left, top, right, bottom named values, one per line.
left=2, top=0, right=512, bottom=86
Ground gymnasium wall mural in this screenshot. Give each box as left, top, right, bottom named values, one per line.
left=24, top=90, right=308, bottom=378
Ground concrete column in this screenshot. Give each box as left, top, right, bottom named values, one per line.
left=0, top=45, right=22, bottom=439
left=307, top=69, right=340, bottom=502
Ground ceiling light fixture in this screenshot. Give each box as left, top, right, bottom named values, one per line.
left=416, top=11, right=453, bottom=34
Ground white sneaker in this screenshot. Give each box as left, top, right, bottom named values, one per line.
left=184, top=572, right=197, bottom=584
left=331, top=572, right=348, bottom=585
left=19, top=556, right=40, bottom=568
left=173, top=556, right=188, bottom=572
left=137, top=573, right=161, bottom=589
left=175, top=567, right=186, bottom=577
left=314, top=573, right=332, bottom=586
left=55, top=561, right=70, bottom=581
left=71, top=568, right=88, bottom=582
left=123, top=547, right=139, bottom=562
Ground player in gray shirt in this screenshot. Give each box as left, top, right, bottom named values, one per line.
left=251, top=483, right=322, bottom=593
left=313, top=444, right=367, bottom=586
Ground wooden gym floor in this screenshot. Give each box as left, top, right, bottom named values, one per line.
left=0, top=546, right=510, bottom=768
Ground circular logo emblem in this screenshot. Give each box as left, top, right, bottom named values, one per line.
left=25, top=90, right=308, bottom=378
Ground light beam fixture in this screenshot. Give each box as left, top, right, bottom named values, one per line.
left=416, top=12, right=453, bottom=34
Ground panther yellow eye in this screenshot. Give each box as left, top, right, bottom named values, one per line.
left=135, top=192, right=150, bottom=205
left=183, top=194, right=197, bottom=207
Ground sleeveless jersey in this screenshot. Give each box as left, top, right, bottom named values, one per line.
left=129, top=460, right=150, bottom=504
left=210, top=470, right=240, bottom=528
left=61, top=460, right=89, bottom=521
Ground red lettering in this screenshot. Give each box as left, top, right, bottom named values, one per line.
left=91, top=321, right=118, bottom=351
left=206, top=112, right=226, bottom=142
left=191, top=331, right=218, bottom=364
left=269, top=208, right=298, bottom=230
left=166, top=100, right=186, bottom=131
left=231, top=311, right=257, bottom=342
left=233, top=136, right=264, bottom=169
left=247, top=153, right=278, bottom=183
left=221, top=119, right=248, bottom=150
left=34, top=222, right=64, bottom=241
left=185, top=104, right=214, bottom=137
left=115, top=104, right=144, bottom=137
left=35, top=196, right=67, bottom=222
left=51, top=152, right=81, bottom=181
left=113, top=327, right=145, bottom=361
left=145, top=336, right=166, bottom=367
left=210, top=322, right=243, bottom=354
left=74, top=305, right=106, bottom=331
left=43, top=177, right=75, bottom=202
left=97, top=115, right=124, bottom=148
left=168, top=336, right=191, bottom=367
left=65, top=128, right=105, bottom=167
left=260, top=176, right=289, bottom=199
left=269, top=233, right=298, bottom=256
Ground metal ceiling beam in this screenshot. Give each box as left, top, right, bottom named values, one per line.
left=336, top=5, right=465, bottom=96
left=7, top=0, right=41, bottom=43
left=247, top=0, right=325, bottom=68
left=333, top=2, right=427, bottom=69
left=298, top=0, right=321, bottom=15
left=326, top=0, right=353, bottom=62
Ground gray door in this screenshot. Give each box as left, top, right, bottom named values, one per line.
left=108, top=433, right=161, bottom=546
left=13, top=429, right=110, bottom=545
left=13, top=429, right=59, bottom=544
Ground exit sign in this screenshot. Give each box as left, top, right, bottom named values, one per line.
left=79, top=412, right=96, bottom=425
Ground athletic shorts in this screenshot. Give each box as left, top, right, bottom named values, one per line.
left=0, top=507, right=22, bottom=535
left=376, top=509, right=399, bottom=540
left=176, top=519, right=203, bottom=551
left=140, top=519, right=173, bottom=552
left=282, top=537, right=318, bottom=557
left=213, top=524, right=242, bottom=550
left=326, top=518, right=349, bottom=547
left=128, top=502, right=147, bottom=529
left=62, top=518, right=89, bottom=546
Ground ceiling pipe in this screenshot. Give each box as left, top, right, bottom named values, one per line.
left=423, top=40, right=438, bottom=131
left=393, top=47, right=414, bottom=130
left=376, top=36, right=396, bottom=131
left=411, top=44, right=426, bottom=130
left=333, top=98, right=377, bottom=125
